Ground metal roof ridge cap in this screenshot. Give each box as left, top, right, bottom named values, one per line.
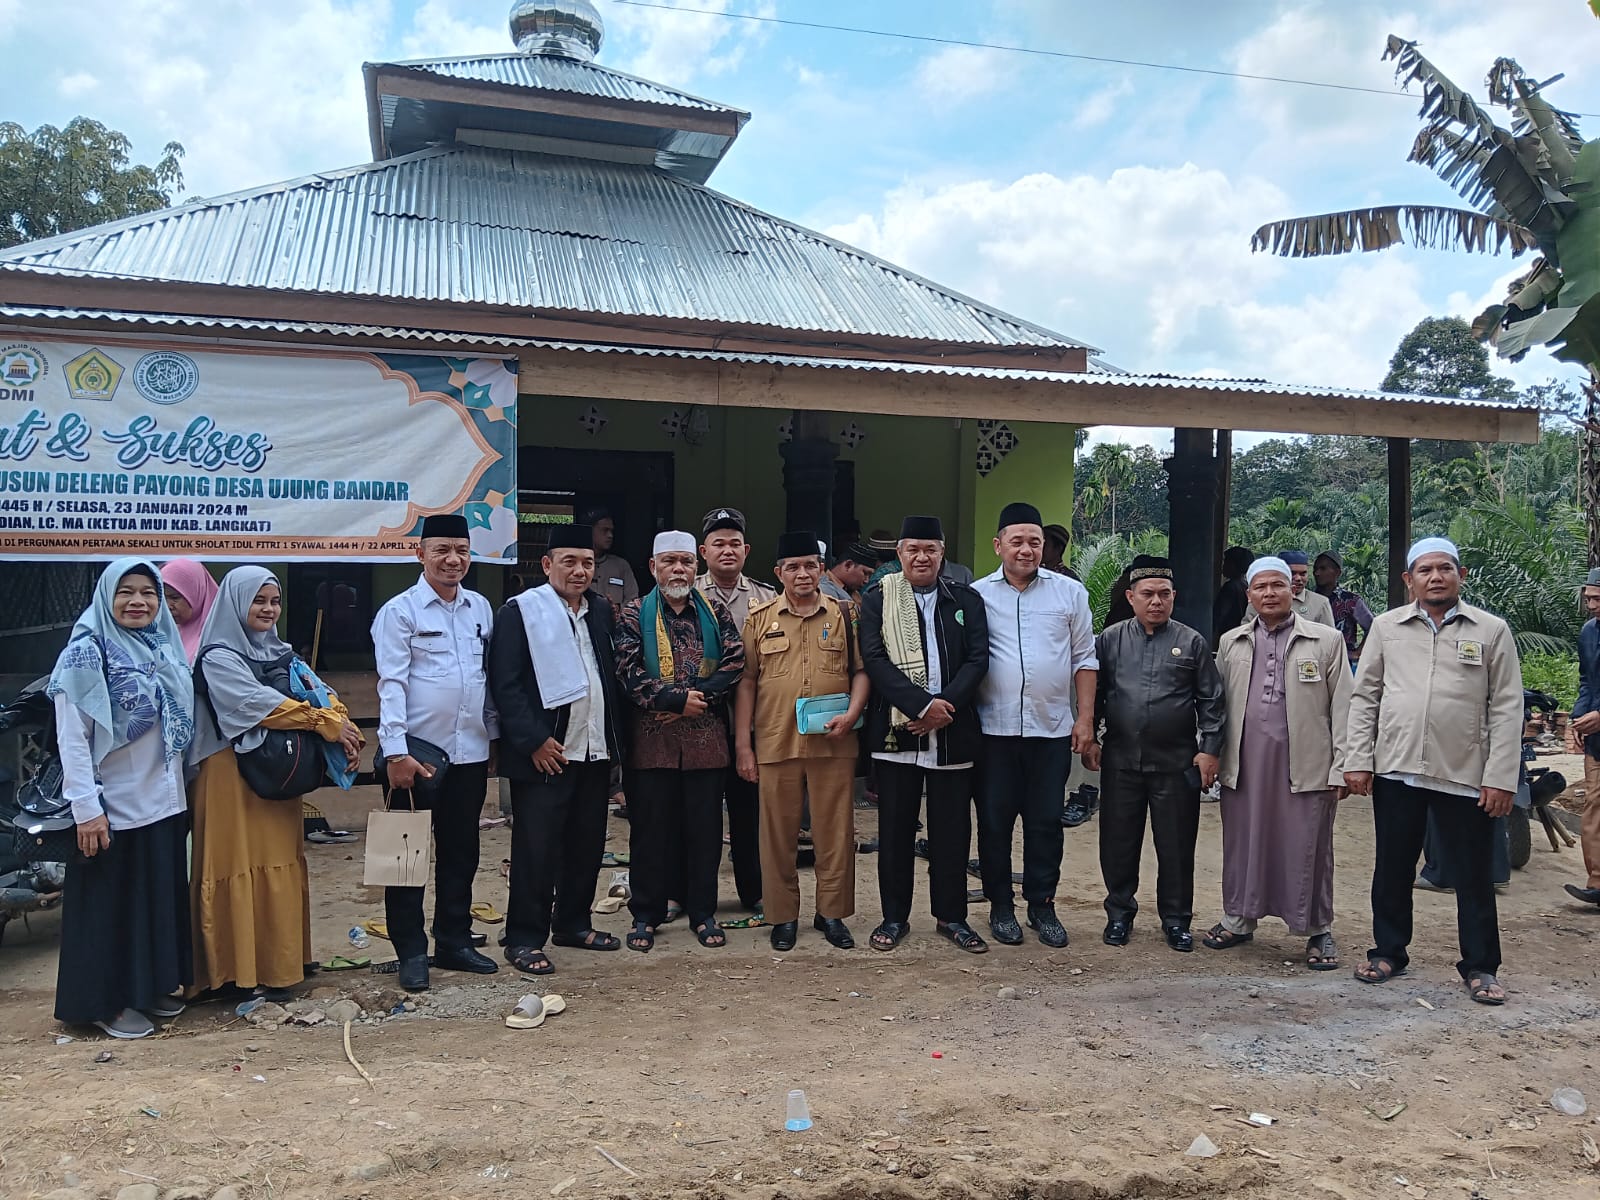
left=370, top=53, right=751, bottom=120
left=0, top=147, right=462, bottom=261
left=669, top=175, right=1100, bottom=354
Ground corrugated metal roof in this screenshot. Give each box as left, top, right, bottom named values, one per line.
left=381, top=53, right=746, bottom=117
left=0, top=306, right=1530, bottom=415
left=0, top=147, right=1091, bottom=351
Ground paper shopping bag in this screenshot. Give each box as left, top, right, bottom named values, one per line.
left=363, top=794, right=432, bottom=888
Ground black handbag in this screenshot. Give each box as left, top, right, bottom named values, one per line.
left=12, top=758, right=76, bottom=863
left=401, top=735, right=451, bottom=796
left=196, top=646, right=325, bottom=802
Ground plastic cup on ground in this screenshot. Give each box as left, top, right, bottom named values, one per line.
left=785, top=1089, right=813, bottom=1131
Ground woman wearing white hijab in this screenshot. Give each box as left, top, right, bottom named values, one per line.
left=188, top=566, right=362, bottom=998
left=48, top=558, right=196, bottom=1039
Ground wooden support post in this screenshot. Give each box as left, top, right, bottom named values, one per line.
left=1387, top=437, right=1412, bottom=609
left=1212, top=429, right=1232, bottom=591
left=1167, top=428, right=1217, bottom=635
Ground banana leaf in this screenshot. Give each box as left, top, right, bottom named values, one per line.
left=1251, top=205, right=1536, bottom=257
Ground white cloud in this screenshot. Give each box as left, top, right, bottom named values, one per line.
left=910, top=45, right=1012, bottom=109
left=396, top=0, right=503, bottom=59
left=603, top=0, right=774, bottom=87
left=57, top=72, right=98, bottom=99
left=1072, top=78, right=1133, bottom=130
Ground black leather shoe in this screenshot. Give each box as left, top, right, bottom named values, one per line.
left=397, top=954, right=430, bottom=993
left=770, top=920, right=798, bottom=952
left=1027, top=903, right=1069, bottom=948
left=434, top=946, right=499, bottom=974
left=813, top=915, right=855, bottom=949
left=1102, top=920, right=1131, bottom=946
left=469, top=931, right=488, bottom=947
left=1062, top=794, right=1092, bottom=827
left=1565, top=884, right=1600, bottom=905
left=989, top=905, right=1024, bottom=946
left=1163, top=925, right=1195, bottom=953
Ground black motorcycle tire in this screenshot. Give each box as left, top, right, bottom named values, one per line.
left=1508, top=808, right=1532, bottom=871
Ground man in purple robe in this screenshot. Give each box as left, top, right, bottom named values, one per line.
left=1204, top=556, right=1353, bottom=969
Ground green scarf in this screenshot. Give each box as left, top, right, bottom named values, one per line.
left=640, top=587, right=721, bottom=681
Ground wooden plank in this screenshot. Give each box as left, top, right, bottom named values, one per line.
left=518, top=347, right=716, bottom=405
left=1388, top=438, right=1413, bottom=608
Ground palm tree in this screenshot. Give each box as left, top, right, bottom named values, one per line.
left=1451, top=499, right=1587, bottom=653
left=1251, top=35, right=1600, bottom=567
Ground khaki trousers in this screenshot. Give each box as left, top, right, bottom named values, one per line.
left=758, top=756, right=856, bottom=924
left=1585, top=755, right=1600, bottom=889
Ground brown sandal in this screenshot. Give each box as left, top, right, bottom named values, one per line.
left=1201, top=923, right=1253, bottom=950
left=1353, top=956, right=1405, bottom=984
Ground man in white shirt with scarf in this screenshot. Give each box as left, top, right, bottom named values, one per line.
left=973, top=502, right=1098, bottom=949
left=489, top=523, right=625, bottom=977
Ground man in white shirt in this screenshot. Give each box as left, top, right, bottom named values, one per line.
left=489, top=523, right=625, bottom=976
left=371, top=513, right=499, bottom=992
left=973, top=502, right=1099, bottom=949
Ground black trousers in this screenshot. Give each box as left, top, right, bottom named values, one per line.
left=629, top=767, right=726, bottom=926
left=725, top=729, right=763, bottom=908
left=383, top=759, right=488, bottom=962
left=977, top=735, right=1073, bottom=906
left=877, top=761, right=973, bottom=924
left=506, top=762, right=610, bottom=950
left=1370, top=776, right=1501, bottom=979
left=1098, top=767, right=1200, bottom=928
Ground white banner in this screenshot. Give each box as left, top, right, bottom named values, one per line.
left=0, top=336, right=519, bottom=561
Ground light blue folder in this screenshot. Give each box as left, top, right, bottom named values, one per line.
left=795, top=693, right=862, bottom=734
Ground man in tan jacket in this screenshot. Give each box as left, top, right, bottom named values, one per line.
left=1205, top=557, right=1352, bottom=969
left=1346, top=537, right=1522, bottom=1005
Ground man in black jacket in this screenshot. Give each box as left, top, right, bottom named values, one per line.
left=489, top=524, right=625, bottom=976
left=859, top=516, right=991, bottom=954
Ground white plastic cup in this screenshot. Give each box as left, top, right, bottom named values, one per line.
left=1552, top=1087, right=1588, bottom=1116
left=785, top=1088, right=813, bottom=1132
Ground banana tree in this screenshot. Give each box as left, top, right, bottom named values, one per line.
left=1251, top=35, right=1600, bottom=568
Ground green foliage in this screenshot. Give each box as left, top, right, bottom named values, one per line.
left=0, top=117, right=184, bottom=249
left=1520, top=651, right=1579, bottom=709
left=1070, top=530, right=1168, bottom=630
left=1381, top=316, right=1518, bottom=399
left=1452, top=499, right=1588, bottom=654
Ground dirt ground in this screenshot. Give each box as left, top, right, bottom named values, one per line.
left=2, top=764, right=1599, bottom=1200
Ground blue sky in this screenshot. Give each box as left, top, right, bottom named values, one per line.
left=3, top=0, right=1596, bottom=448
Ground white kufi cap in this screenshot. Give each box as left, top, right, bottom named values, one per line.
left=1245, top=556, right=1291, bottom=584
left=1406, top=537, right=1459, bottom=569
left=652, top=530, right=697, bottom=556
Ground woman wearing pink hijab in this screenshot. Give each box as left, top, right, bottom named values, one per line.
left=159, top=560, right=220, bottom=664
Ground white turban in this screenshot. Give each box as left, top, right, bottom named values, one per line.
left=652, top=530, right=697, bottom=556
left=1245, top=556, right=1291, bottom=584
left=1406, top=537, right=1459, bottom=569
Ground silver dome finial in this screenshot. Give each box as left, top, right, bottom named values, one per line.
left=511, top=0, right=604, bottom=61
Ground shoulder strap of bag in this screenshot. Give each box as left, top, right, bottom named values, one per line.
left=193, top=643, right=275, bottom=746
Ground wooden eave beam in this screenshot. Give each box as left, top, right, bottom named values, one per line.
left=514, top=348, right=1540, bottom=444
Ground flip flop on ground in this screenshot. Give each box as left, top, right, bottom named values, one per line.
left=1467, top=973, right=1506, bottom=1005
left=1353, top=956, right=1406, bottom=984
left=1201, top=923, right=1252, bottom=950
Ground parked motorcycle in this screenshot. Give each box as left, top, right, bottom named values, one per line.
left=0, top=677, right=68, bottom=946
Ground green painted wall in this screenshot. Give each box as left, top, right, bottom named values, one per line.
left=355, top=399, right=1076, bottom=613
left=970, top=420, right=1078, bottom=573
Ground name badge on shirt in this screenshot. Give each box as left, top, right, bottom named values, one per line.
left=609, top=577, right=625, bottom=587
left=1457, top=640, right=1484, bottom=666
left=1296, top=659, right=1322, bottom=683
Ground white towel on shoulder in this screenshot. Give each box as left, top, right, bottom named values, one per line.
left=513, top=585, right=589, bottom=711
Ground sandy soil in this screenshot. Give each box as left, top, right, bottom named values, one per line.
left=2, top=778, right=1598, bottom=1200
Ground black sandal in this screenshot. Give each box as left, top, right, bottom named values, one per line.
left=693, top=919, right=726, bottom=948
left=627, top=921, right=655, bottom=953
left=1306, top=933, right=1339, bottom=971
left=1467, top=972, right=1506, bottom=1005
left=870, top=921, right=909, bottom=951
left=1353, top=956, right=1405, bottom=984
left=1201, top=923, right=1253, bottom=951
left=551, top=929, right=621, bottom=951
left=506, top=946, right=553, bottom=976
left=938, top=921, right=988, bottom=954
